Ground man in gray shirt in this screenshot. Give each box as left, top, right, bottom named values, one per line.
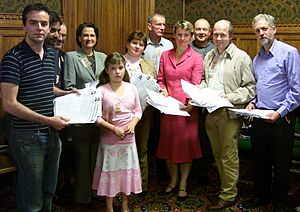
left=190, top=18, right=215, bottom=58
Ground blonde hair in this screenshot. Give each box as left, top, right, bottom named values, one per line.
left=173, top=20, right=194, bottom=36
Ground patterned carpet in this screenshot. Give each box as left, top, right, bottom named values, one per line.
left=1, top=152, right=300, bottom=211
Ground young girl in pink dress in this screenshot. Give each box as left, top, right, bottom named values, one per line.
left=92, top=52, right=142, bottom=212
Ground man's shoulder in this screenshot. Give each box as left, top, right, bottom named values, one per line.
left=231, top=43, right=251, bottom=59
left=275, top=40, right=298, bottom=53
left=160, top=37, right=173, bottom=48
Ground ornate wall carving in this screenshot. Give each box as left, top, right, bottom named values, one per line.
left=156, top=0, right=300, bottom=24
left=0, top=0, right=61, bottom=14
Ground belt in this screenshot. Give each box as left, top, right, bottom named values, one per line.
left=36, top=127, right=55, bottom=134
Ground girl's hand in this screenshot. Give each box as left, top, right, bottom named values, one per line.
left=114, top=126, right=126, bottom=140
left=124, top=122, right=135, bottom=134
left=160, top=89, right=169, bottom=97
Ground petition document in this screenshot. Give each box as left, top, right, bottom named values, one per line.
left=229, top=109, right=275, bottom=119
left=54, top=87, right=101, bottom=124
left=146, top=89, right=190, bottom=116
left=181, top=79, right=233, bottom=113
left=131, top=72, right=161, bottom=111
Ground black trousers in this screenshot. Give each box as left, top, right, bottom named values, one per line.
left=251, top=112, right=296, bottom=204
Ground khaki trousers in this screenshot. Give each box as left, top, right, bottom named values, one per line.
left=205, top=108, right=242, bottom=201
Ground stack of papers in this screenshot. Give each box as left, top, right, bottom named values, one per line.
left=181, top=79, right=233, bottom=113
left=229, top=109, right=274, bottom=119
left=131, top=72, right=161, bottom=111
left=54, top=87, right=102, bottom=124
left=146, top=89, right=190, bottom=116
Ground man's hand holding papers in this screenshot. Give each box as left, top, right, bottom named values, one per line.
left=146, top=89, right=190, bottom=116
left=229, top=108, right=275, bottom=119
left=181, top=79, right=233, bottom=112
left=54, top=87, right=101, bottom=124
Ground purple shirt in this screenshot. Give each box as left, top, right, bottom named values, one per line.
left=253, top=39, right=300, bottom=117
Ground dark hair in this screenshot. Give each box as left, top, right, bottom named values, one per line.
left=98, top=52, right=130, bottom=86
left=125, top=31, right=147, bottom=53
left=22, top=3, right=50, bottom=26
left=76, top=22, right=99, bottom=48
left=49, top=11, right=62, bottom=26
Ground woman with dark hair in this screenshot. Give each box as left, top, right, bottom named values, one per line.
left=124, top=31, right=156, bottom=195
left=63, top=22, right=106, bottom=204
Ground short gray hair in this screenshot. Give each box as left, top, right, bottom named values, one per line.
left=147, top=13, right=165, bottom=24
left=252, top=14, right=275, bottom=28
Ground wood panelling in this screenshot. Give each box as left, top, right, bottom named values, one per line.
left=0, top=15, right=24, bottom=59
left=61, top=0, right=155, bottom=54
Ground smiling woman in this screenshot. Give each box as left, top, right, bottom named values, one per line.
left=63, top=22, right=107, bottom=205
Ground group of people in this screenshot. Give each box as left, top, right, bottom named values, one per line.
left=0, top=2, right=300, bottom=212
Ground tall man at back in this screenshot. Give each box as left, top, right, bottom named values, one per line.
left=190, top=18, right=215, bottom=187
left=144, top=13, right=173, bottom=72
left=240, top=14, right=300, bottom=211
left=0, top=3, right=70, bottom=211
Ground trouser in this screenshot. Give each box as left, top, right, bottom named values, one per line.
left=195, top=108, right=214, bottom=178
left=9, top=127, right=61, bottom=212
left=135, top=106, right=153, bottom=191
left=71, top=124, right=100, bottom=203
left=205, top=109, right=242, bottom=201
left=251, top=112, right=295, bottom=205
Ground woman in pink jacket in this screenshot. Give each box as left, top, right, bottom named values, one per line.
left=156, top=20, right=204, bottom=200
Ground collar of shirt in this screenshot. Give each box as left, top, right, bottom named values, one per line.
left=147, top=37, right=163, bottom=47
left=212, top=42, right=236, bottom=59
left=258, top=39, right=277, bottom=57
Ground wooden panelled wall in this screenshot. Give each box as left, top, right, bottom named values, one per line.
left=0, top=0, right=155, bottom=59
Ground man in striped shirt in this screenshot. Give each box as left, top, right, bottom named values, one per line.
left=0, top=3, right=71, bottom=211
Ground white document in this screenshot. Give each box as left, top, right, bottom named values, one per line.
left=181, top=79, right=233, bottom=113
left=54, top=87, right=102, bottom=124
left=229, top=108, right=275, bottom=119
left=146, top=89, right=190, bottom=116
left=131, top=72, right=161, bottom=111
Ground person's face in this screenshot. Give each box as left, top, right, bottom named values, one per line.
left=174, top=28, right=192, bottom=48
left=147, top=15, right=166, bottom=38
left=54, top=24, right=67, bottom=49
left=79, top=27, right=97, bottom=49
left=213, top=21, right=232, bottom=54
left=46, top=21, right=60, bottom=48
left=126, top=39, right=145, bottom=58
left=23, top=10, right=50, bottom=45
left=194, top=20, right=211, bottom=43
left=253, top=19, right=276, bottom=48
left=106, top=63, right=126, bottom=83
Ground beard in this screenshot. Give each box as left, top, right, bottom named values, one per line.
left=259, top=37, right=272, bottom=47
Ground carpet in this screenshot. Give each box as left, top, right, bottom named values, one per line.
left=1, top=153, right=300, bottom=211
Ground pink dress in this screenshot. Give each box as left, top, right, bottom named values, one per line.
left=156, top=46, right=203, bottom=163
left=92, top=82, right=143, bottom=197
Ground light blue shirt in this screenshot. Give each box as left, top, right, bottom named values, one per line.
left=253, top=39, right=300, bottom=117
left=144, top=37, right=173, bottom=73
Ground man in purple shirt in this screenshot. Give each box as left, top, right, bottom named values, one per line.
left=240, top=14, right=300, bottom=211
